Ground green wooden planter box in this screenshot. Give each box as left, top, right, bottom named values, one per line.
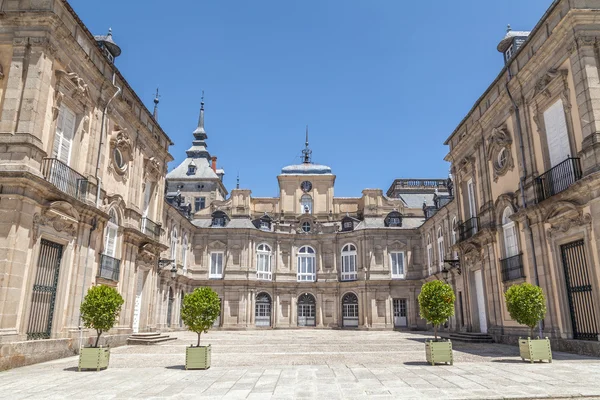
left=79, top=347, right=110, bottom=371
left=425, top=339, right=453, bottom=366
left=186, top=345, right=211, bottom=370
left=519, top=337, right=552, bottom=363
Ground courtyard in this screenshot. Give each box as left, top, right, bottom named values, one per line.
left=0, top=330, right=600, bottom=399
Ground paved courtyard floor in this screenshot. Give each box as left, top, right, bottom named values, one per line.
left=1, top=330, right=600, bottom=399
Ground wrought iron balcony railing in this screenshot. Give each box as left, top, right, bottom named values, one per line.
left=141, top=217, right=161, bottom=241
left=500, top=253, right=525, bottom=282
left=42, top=158, right=94, bottom=202
left=535, top=157, right=582, bottom=203
left=458, top=217, right=479, bottom=242
left=98, top=254, right=121, bottom=281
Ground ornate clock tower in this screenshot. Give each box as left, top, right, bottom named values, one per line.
left=277, top=128, right=336, bottom=221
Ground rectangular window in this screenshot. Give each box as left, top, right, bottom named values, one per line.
left=104, top=224, right=118, bottom=257
left=427, top=245, right=433, bottom=275
left=297, top=256, right=315, bottom=282
left=257, top=253, right=272, bottom=281
left=543, top=99, right=571, bottom=167
left=467, top=179, right=477, bottom=218
left=210, top=252, right=224, bottom=279
left=390, top=252, right=405, bottom=279
left=52, top=105, right=76, bottom=165
left=437, top=237, right=445, bottom=269
left=341, top=254, right=357, bottom=281
left=194, top=197, right=206, bottom=212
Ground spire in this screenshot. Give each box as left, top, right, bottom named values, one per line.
left=193, top=90, right=206, bottom=138
left=236, top=172, right=240, bottom=189
left=302, top=125, right=312, bottom=164
left=153, top=88, right=160, bottom=120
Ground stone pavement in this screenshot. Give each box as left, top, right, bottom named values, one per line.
left=0, top=330, right=599, bottom=399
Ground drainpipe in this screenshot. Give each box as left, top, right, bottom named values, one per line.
left=95, top=72, right=122, bottom=206
left=78, top=217, right=97, bottom=351
left=505, top=71, right=543, bottom=338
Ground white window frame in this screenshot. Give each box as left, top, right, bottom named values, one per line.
left=104, top=208, right=118, bottom=258
left=301, top=221, right=311, bottom=233
left=390, top=251, right=405, bottom=279
left=170, top=227, right=178, bottom=264
left=467, top=179, right=477, bottom=218
left=210, top=251, right=224, bottom=279
left=502, top=207, right=519, bottom=258
left=451, top=217, right=458, bottom=259
left=194, top=197, right=206, bottom=212
left=341, top=244, right=357, bottom=281
left=182, top=234, right=188, bottom=272
left=52, top=104, right=77, bottom=165
left=437, top=228, right=445, bottom=270
left=297, top=246, right=316, bottom=282
left=256, top=244, right=272, bottom=281
left=426, top=235, right=433, bottom=275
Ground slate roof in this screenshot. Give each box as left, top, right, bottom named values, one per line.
left=167, top=156, right=219, bottom=180
left=396, top=192, right=449, bottom=208
left=281, top=163, right=332, bottom=175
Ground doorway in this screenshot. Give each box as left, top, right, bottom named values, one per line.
left=393, top=298, right=408, bottom=327
left=342, top=293, right=359, bottom=327
left=255, top=292, right=272, bottom=327
left=297, top=293, right=316, bottom=327
left=474, top=269, right=487, bottom=333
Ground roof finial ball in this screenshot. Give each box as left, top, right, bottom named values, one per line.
left=507, top=24, right=511, bottom=33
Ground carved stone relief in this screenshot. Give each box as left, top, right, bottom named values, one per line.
left=143, top=157, right=162, bottom=183
left=487, top=125, right=514, bottom=182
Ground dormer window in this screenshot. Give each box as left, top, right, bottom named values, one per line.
left=188, top=164, right=196, bottom=175
left=384, top=211, right=403, bottom=227
left=253, top=213, right=273, bottom=231
left=211, top=210, right=229, bottom=227
left=341, top=215, right=355, bottom=232
left=260, top=221, right=270, bottom=230
left=505, top=44, right=514, bottom=61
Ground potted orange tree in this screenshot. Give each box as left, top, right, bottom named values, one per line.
left=505, top=282, right=551, bottom=363
left=418, top=280, right=456, bottom=366
left=181, top=287, right=221, bottom=370
left=78, top=284, right=124, bottom=371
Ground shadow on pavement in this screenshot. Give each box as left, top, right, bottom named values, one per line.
left=165, top=365, right=186, bottom=370
left=403, top=361, right=433, bottom=366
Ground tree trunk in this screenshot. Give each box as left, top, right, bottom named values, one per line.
left=94, top=330, right=102, bottom=348
left=434, top=325, right=438, bottom=341
left=530, top=326, right=534, bottom=339
left=197, top=332, right=201, bottom=347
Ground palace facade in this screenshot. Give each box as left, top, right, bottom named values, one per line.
left=1, top=0, right=600, bottom=370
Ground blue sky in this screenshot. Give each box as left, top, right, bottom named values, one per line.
left=70, top=0, right=551, bottom=197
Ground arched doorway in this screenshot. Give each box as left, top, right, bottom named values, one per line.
left=342, top=293, right=359, bottom=327
left=166, top=287, right=174, bottom=327
left=255, top=292, right=272, bottom=327
left=297, top=293, right=316, bottom=327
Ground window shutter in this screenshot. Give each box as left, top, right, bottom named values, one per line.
left=52, top=109, right=65, bottom=159
left=105, top=224, right=117, bottom=257
left=53, top=106, right=76, bottom=165
left=543, top=99, right=571, bottom=167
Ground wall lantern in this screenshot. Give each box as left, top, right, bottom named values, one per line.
left=442, top=259, right=461, bottom=282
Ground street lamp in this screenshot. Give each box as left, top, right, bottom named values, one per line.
left=443, top=258, right=461, bottom=280
left=442, top=266, right=450, bottom=282
left=170, top=264, right=178, bottom=280
left=158, top=258, right=177, bottom=280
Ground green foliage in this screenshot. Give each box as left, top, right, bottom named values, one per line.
left=418, top=280, right=456, bottom=339
left=181, top=287, right=221, bottom=347
left=504, top=282, right=546, bottom=337
left=80, top=285, right=124, bottom=347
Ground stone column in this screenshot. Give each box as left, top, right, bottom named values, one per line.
left=317, top=291, right=324, bottom=327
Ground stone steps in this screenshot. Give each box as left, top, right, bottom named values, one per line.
left=127, top=332, right=177, bottom=345
left=441, top=332, right=495, bottom=343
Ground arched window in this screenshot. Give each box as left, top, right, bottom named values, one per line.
left=211, top=210, right=229, bottom=227
left=182, top=234, right=188, bottom=272
left=104, top=208, right=118, bottom=258
left=437, top=228, right=445, bottom=270
left=256, top=244, right=272, bottom=281
left=297, top=246, right=316, bottom=282
left=426, top=234, right=433, bottom=275
left=170, top=227, right=177, bottom=264
left=502, top=207, right=519, bottom=257
left=384, top=211, right=403, bottom=227
left=341, top=244, right=357, bottom=281
left=300, top=194, right=313, bottom=214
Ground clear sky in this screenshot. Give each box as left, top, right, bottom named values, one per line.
left=70, top=0, right=551, bottom=197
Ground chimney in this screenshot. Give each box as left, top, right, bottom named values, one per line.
left=211, top=156, right=217, bottom=172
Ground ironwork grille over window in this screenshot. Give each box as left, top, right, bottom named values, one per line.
left=27, top=239, right=63, bottom=340
left=499, top=253, right=524, bottom=282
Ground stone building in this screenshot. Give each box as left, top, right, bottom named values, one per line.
left=0, top=0, right=174, bottom=369
left=3, top=0, right=600, bottom=371
left=444, top=0, right=600, bottom=353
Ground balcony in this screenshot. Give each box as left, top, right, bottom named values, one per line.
left=458, top=217, right=479, bottom=242
left=500, top=253, right=525, bottom=282
left=141, top=217, right=161, bottom=241
left=535, top=157, right=582, bottom=203
left=42, top=158, right=95, bottom=203
left=98, top=254, right=121, bottom=282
